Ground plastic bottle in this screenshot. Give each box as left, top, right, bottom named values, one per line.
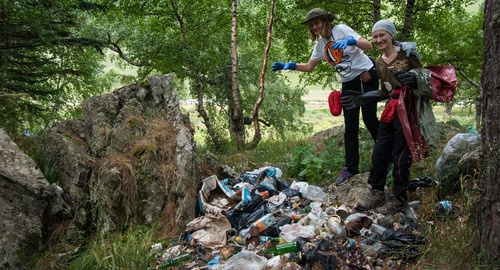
left=159, top=253, right=192, bottom=268
left=467, top=126, right=479, bottom=137
left=238, top=228, right=250, bottom=240
left=280, top=208, right=304, bottom=220
left=263, top=241, right=299, bottom=255
left=252, top=213, right=278, bottom=232
left=404, top=206, right=419, bottom=223
left=435, top=200, right=453, bottom=214
left=327, top=217, right=347, bottom=238
left=369, top=222, right=390, bottom=236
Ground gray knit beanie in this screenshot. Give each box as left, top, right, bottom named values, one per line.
left=372, top=20, right=397, bottom=43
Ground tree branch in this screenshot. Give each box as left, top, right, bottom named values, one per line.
left=106, top=33, right=152, bottom=67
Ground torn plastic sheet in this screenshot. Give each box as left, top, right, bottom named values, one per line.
left=186, top=215, right=232, bottom=249
left=199, top=175, right=241, bottom=216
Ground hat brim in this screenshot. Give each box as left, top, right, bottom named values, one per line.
left=301, top=14, right=336, bottom=25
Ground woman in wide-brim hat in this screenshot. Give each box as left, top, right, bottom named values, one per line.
left=272, top=8, right=380, bottom=187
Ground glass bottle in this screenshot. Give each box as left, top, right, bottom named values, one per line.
left=159, top=253, right=191, bottom=268
left=264, top=241, right=299, bottom=255
left=259, top=236, right=281, bottom=243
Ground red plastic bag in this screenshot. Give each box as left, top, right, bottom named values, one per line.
left=426, top=65, right=458, bottom=102
left=328, top=91, right=342, bottom=116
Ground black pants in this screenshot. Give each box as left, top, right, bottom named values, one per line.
left=341, top=67, right=379, bottom=174
left=368, top=113, right=412, bottom=201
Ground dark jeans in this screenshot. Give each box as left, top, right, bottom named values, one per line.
left=341, top=67, right=379, bottom=174
left=368, top=113, right=412, bottom=201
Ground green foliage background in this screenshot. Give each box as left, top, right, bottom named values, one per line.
left=0, top=0, right=483, bottom=147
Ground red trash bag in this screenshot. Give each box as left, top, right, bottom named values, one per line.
left=426, top=65, right=458, bottom=102
left=328, top=91, right=342, bottom=116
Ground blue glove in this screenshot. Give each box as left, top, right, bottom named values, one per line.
left=272, top=61, right=296, bottom=71
left=332, top=36, right=357, bottom=50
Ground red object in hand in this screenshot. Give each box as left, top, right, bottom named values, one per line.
left=328, top=91, right=342, bottom=116
left=426, top=65, right=458, bottom=102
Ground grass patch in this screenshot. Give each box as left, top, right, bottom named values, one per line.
left=66, top=226, right=158, bottom=270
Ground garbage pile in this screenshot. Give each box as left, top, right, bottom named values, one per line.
left=152, top=166, right=451, bottom=269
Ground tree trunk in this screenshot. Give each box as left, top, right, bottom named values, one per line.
left=248, top=0, right=276, bottom=149
left=194, top=76, right=222, bottom=150
left=372, top=0, right=381, bottom=23
left=401, top=0, right=415, bottom=41
left=230, top=0, right=245, bottom=150
left=476, top=0, right=500, bottom=264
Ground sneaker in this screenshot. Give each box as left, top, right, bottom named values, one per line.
left=335, top=167, right=353, bottom=186
left=355, top=189, right=386, bottom=212
left=374, top=195, right=409, bottom=215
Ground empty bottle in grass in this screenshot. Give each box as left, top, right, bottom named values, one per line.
left=159, top=253, right=192, bottom=268
left=264, top=241, right=299, bottom=255
left=467, top=126, right=479, bottom=137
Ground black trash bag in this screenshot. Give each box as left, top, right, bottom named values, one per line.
left=281, top=188, right=303, bottom=198
left=286, top=252, right=302, bottom=263
left=381, top=230, right=425, bottom=246
left=224, top=196, right=269, bottom=230
left=301, top=239, right=339, bottom=270
left=275, top=178, right=292, bottom=191
left=260, top=217, right=291, bottom=237
left=359, top=233, right=382, bottom=245
left=224, top=177, right=242, bottom=187
left=377, top=231, right=425, bottom=263
left=238, top=172, right=264, bottom=187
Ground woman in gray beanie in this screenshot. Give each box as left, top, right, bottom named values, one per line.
left=272, top=8, right=380, bottom=186
left=346, top=19, right=428, bottom=215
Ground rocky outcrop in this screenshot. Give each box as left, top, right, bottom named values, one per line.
left=0, top=74, right=199, bottom=268
left=0, top=128, right=61, bottom=269
left=42, top=74, right=199, bottom=240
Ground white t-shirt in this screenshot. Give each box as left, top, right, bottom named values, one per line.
left=310, top=24, right=373, bottom=82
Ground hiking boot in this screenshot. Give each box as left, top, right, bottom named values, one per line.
left=355, top=189, right=386, bottom=212
left=374, top=195, right=409, bottom=215
left=335, top=167, right=354, bottom=186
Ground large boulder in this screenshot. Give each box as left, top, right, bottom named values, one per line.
left=435, top=132, right=481, bottom=189
left=0, top=128, right=60, bottom=269
left=43, top=74, right=199, bottom=239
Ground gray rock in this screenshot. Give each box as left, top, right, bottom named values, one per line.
left=0, top=128, right=57, bottom=269
left=435, top=133, right=481, bottom=184
left=41, top=74, right=199, bottom=240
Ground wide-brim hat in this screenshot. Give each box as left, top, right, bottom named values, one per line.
left=301, top=8, right=336, bottom=25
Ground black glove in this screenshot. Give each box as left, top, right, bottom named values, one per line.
left=340, top=90, right=381, bottom=110
left=395, top=70, right=417, bottom=88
